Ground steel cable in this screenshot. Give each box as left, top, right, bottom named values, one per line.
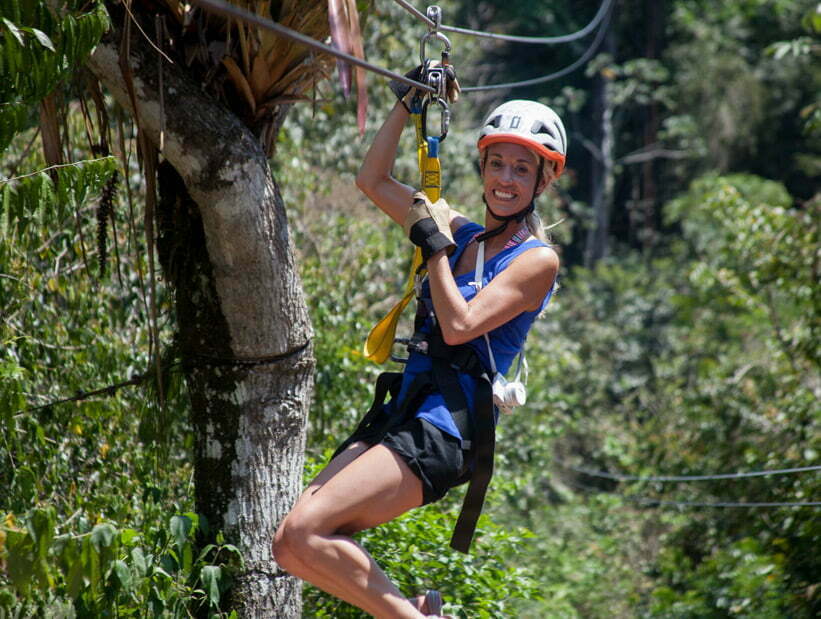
left=565, top=480, right=821, bottom=509
left=394, top=0, right=615, bottom=45
left=555, top=459, right=821, bottom=482
left=461, top=2, right=614, bottom=92
left=189, top=0, right=434, bottom=93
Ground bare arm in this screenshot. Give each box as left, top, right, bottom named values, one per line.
left=356, top=101, right=466, bottom=229
left=355, top=102, right=417, bottom=225
left=427, top=245, right=559, bottom=346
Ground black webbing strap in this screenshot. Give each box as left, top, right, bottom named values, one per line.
left=332, top=372, right=402, bottom=459
left=424, top=334, right=497, bottom=553
left=430, top=354, right=473, bottom=448
left=449, top=374, right=494, bottom=553
left=345, top=333, right=497, bottom=553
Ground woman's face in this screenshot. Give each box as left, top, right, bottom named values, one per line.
left=481, top=142, right=546, bottom=218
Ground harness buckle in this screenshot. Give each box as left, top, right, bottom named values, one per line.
left=407, top=333, right=429, bottom=355
left=391, top=334, right=429, bottom=364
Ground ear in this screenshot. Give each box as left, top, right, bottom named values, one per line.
left=533, top=161, right=555, bottom=197
left=533, top=170, right=552, bottom=197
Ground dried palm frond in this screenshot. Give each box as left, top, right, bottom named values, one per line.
left=153, top=0, right=367, bottom=151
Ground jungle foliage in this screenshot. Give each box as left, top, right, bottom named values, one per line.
left=1, top=0, right=820, bottom=617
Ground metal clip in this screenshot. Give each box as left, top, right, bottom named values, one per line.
left=390, top=335, right=430, bottom=364
left=419, top=30, right=451, bottom=68
left=421, top=96, right=450, bottom=142
left=391, top=337, right=410, bottom=364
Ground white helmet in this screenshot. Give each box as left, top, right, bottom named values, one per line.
left=478, top=100, right=567, bottom=176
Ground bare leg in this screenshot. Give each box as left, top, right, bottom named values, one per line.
left=274, top=443, right=429, bottom=618
left=273, top=442, right=371, bottom=600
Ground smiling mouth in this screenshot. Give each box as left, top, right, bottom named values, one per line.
left=493, top=189, right=516, bottom=201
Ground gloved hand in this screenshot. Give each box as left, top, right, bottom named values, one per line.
left=389, top=62, right=460, bottom=111
left=403, top=191, right=456, bottom=261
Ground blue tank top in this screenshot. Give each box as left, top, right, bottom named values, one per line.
left=386, top=221, right=554, bottom=441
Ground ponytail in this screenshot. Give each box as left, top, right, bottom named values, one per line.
left=526, top=159, right=558, bottom=243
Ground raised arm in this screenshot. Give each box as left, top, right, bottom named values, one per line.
left=356, top=101, right=467, bottom=232
left=355, top=102, right=417, bottom=226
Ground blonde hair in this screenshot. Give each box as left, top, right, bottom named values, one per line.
left=526, top=160, right=558, bottom=242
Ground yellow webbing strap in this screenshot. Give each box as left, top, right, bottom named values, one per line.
left=363, top=111, right=440, bottom=363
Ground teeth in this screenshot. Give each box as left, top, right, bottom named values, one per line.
left=494, top=190, right=515, bottom=200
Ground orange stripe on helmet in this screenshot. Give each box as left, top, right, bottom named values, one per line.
left=478, top=134, right=566, bottom=176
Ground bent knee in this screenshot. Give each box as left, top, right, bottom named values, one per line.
left=272, top=511, right=323, bottom=570
left=272, top=516, right=300, bottom=571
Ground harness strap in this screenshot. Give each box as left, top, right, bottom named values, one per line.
left=450, top=374, right=494, bottom=553
left=417, top=333, right=496, bottom=553
left=332, top=372, right=403, bottom=459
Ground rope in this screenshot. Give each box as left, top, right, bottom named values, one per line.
left=22, top=371, right=158, bottom=413
left=185, top=340, right=311, bottom=367
left=394, top=0, right=615, bottom=45
left=189, top=0, right=433, bottom=93
left=461, top=1, right=614, bottom=92
left=0, top=157, right=115, bottom=185
left=557, top=459, right=821, bottom=482
left=18, top=342, right=311, bottom=414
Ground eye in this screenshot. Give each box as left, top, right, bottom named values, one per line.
left=489, top=159, right=502, bottom=168
left=516, top=165, right=530, bottom=175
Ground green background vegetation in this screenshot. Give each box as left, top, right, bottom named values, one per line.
left=1, top=0, right=819, bottom=616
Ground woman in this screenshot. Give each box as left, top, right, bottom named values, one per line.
left=273, top=96, right=565, bottom=618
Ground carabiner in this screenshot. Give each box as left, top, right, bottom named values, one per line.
left=421, top=97, right=450, bottom=142
left=419, top=30, right=451, bottom=67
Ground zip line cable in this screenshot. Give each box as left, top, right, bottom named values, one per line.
left=566, top=480, right=821, bottom=509
left=461, top=2, right=614, bottom=92
left=192, top=0, right=612, bottom=95
left=633, top=497, right=821, bottom=508
left=394, top=0, right=615, bottom=45
left=188, top=0, right=434, bottom=93
left=556, top=459, right=821, bottom=483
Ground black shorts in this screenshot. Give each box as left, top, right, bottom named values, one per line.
left=337, top=415, right=471, bottom=505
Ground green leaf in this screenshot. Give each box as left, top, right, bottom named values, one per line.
left=90, top=523, right=116, bottom=552
left=5, top=528, right=34, bottom=593
left=65, top=548, right=86, bottom=599
left=169, top=515, right=192, bottom=548
left=2, top=18, right=24, bottom=46
left=111, top=559, right=132, bottom=591
left=131, top=547, right=147, bottom=577
left=29, top=27, right=55, bottom=52
left=200, top=565, right=221, bottom=608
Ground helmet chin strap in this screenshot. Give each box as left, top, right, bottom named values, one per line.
left=476, top=158, right=543, bottom=244
left=476, top=198, right=534, bottom=243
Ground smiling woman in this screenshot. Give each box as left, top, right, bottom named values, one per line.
left=273, top=92, right=566, bottom=617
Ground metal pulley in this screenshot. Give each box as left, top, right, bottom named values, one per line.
left=417, top=5, right=451, bottom=140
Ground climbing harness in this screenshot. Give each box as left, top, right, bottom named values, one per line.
left=363, top=5, right=451, bottom=364
left=345, top=234, right=509, bottom=552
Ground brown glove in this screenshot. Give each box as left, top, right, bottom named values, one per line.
left=403, top=191, right=455, bottom=260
